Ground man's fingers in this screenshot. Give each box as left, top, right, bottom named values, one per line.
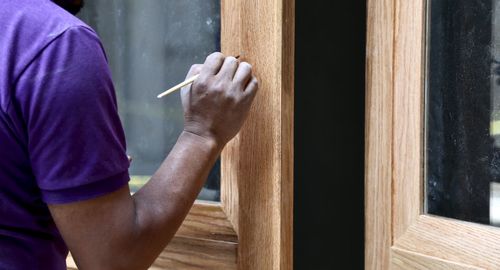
left=217, top=56, right=239, bottom=80
left=243, top=76, right=259, bottom=100
left=181, top=64, right=202, bottom=95
left=201, top=52, right=225, bottom=75
left=233, top=62, right=252, bottom=88
left=186, top=64, right=203, bottom=79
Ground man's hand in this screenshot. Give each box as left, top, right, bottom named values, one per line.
left=182, top=52, right=259, bottom=147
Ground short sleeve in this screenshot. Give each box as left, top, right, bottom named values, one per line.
left=14, top=26, right=130, bottom=204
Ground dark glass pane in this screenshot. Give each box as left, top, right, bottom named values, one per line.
left=78, top=0, right=221, bottom=201
left=425, top=0, right=500, bottom=225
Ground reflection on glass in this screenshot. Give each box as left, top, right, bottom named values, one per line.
left=426, top=0, right=500, bottom=225
left=78, top=0, right=221, bottom=201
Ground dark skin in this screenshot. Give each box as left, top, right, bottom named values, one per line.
left=48, top=53, right=258, bottom=269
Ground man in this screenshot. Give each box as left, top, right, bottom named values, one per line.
left=0, top=0, right=258, bottom=269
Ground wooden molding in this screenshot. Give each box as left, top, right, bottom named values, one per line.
left=365, top=0, right=395, bottom=268
left=394, top=215, right=500, bottom=269
left=221, top=0, right=294, bottom=269
left=391, top=0, right=425, bottom=240
left=151, top=236, right=237, bottom=269
left=391, top=246, right=482, bottom=270
left=175, top=202, right=237, bottom=243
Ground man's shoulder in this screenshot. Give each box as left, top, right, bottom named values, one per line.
left=0, top=0, right=95, bottom=72
left=0, top=0, right=99, bottom=111
left=1, top=0, right=90, bottom=35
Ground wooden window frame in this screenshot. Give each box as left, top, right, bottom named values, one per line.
left=366, top=0, right=500, bottom=269
left=69, top=0, right=294, bottom=269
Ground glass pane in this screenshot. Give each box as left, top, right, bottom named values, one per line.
left=78, top=0, right=221, bottom=201
left=425, top=0, right=500, bottom=225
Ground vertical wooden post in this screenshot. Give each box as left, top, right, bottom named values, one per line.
left=365, top=0, right=395, bottom=269
left=221, top=0, right=294, bottom=268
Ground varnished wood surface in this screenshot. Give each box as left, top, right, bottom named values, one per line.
left=394, top=215, right=500, bottom=269
left=151, top=236, right=237, bottom=269
left=175, top=202, right=237, bottom=243
left=391, top=0, right=425, bottom=240
left=221, top=0, right=294, bottom=269
left=365, top=0, right=395, bottom=269
left=391, top=246, right=482, bottom=270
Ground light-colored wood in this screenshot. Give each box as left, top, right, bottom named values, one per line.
left=391, top=247, right=483, bottom=270
left=364, top=0, right=395, bottom=268
left=394, top=215, right=500, bottom=269
left=391, top=0, right=425, bottom=240
left=221, top=0, right=294, bottom=268
left=151, top=236, right=237, bottom=269
left=175, top=202, right=237, bottom=243
left=219, top=0, right=241, bottom=236
left=367, top=0, right=500, bottom=268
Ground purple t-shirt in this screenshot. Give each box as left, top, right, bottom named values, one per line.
left=0, top=0, right=130, bottom=268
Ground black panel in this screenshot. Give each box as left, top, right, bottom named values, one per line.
left=295, top=0, right=366, bottom=269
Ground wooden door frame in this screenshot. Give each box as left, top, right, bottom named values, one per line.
left=366, top=0, right=500, bottom=269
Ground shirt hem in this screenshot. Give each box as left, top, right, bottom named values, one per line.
left=40, top=170, right=130, bottom=204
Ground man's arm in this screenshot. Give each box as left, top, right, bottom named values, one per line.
left=48, top=52, right=258, bottom=270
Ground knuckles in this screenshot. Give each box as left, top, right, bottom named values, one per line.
left=190, top=64, right=203, bottom=74
left=195, top=77, right=210, bottom=90
left=207, top=52, right=225, bottom=62
left=226, top=95, right=239, bottom=106
left=226, top=56, right=238, bottom=64
left=211, top=80, right=230, bottom=92
left=195, top=77, right=231, bottom=94
left=240, top=62, right=252, bottom=70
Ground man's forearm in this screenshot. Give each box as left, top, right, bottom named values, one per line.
left=126, top=131, right=222, bottom=267
left=62, top=131, right=222, bottom=270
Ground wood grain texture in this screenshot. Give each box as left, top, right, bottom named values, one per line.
left=364, top=0, right=395, bottom=269
left=368, top=0, right=500, bottom=269
left=391, top=247, right=482, bottom=270
left=280, top=0, right=294, bottom=268
left=151, top=236, right=237, bottom=270
left=220, top=0, right=242, bottom=235
left=394, top=215, right=500, bottom=269
left=175, top=202, right=237, bottom=243
left=221, top=0, right=294, bottom=269
left=391, top=0, right=425, bottom=240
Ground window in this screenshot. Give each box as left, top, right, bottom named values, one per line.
left=78, top=0, right=221, bottom=200
left=366, top=0, right=500, bottom=268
